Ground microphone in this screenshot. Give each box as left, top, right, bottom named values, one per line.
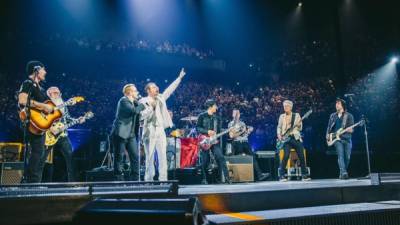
left=33, top=66, right=41, bottom=72
left=344, top=93, right=355, bottom=97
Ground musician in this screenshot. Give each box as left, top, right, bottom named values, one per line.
left=111, top=84, right=146, bottom=181
left=326, top=98, right=354, bottom=179
left=139, top=68, right=186, bottom=181
left=197, top=99, right=230, bottom=184
left=277, top=100, right=310, bottom=181
left=18, top=61, right=53, bottom=183
left=228, top=109, right=269, bottom=181
left=42, top=87, right=83, bottom=182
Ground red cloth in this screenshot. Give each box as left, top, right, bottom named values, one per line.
left=180, top=138, right=199, bottom=168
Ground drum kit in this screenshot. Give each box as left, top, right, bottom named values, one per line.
left=168, top=115, right=199, bottom=138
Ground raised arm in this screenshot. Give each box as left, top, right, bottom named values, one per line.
left=162, top=68, right=186, bottom=100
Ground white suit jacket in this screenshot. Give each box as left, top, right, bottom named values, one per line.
left=139, top=76, right=182, bottom=138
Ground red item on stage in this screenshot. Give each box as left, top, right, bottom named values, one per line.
left=180, top=138, right=199, bottom=168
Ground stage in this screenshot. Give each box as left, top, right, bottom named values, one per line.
left=1, top=177, right=399, bottom=225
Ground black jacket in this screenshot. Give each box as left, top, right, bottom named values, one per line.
left=326, top=111, right=354, bottom=141
left=196, top=112, right=221, bottom=135
left=112, top=96, right=145, bottom=139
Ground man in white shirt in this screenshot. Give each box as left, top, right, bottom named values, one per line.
left=139, top=68, right=186, bottom=181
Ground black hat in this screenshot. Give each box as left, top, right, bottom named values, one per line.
left=26, top=61, right=44, bottom=75
left=336, top=98, right=347, bottom=111
left=205, top=99, right=217, bottom=109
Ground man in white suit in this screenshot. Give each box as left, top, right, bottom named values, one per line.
left=139, top=68, right=186, bottom=181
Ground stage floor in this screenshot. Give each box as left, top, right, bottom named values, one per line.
left=179, top=178, right=371, bottom=195
left=206, top=200, right=400, bottom=225
left=0, top=178, right=399, bottom=225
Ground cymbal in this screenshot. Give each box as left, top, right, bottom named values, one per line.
left=180, top=116, right=198, bottom=121
left=170, top=129, right=183, bottom=138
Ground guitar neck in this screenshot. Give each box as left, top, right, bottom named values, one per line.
left=214, top=129, right=230, bottom=139
left=341, top=121, right=362, bottom=133
left=64, top=119, right=80, bottom=130
left=282, top=112, right=311, bottom=137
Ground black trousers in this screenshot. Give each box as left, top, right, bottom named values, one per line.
left=200, top=145, right=229, bottom=181
left=113, top=134, right=139, bottom=181
left=25, top=132, right=46, bottom=183
left=232, top=141, right=263, bottom=178
left=42, top=136, right=75, bottom=182
left=279, top=137, right=308, bottom=176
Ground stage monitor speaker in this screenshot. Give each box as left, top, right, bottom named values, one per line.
left=225, top=155, right=254, bottom=182
left=85, top=168, right=115, bottom=182
left=74, top=197, right=207, bottom=225
left=0, top=162, right=24, bottom=185
left=0, top=142, right=24, bottom=162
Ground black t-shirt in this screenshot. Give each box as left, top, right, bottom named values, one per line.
left=333, top=115, right=343, bottom=133
left=18, top=79, right=47, bottom=107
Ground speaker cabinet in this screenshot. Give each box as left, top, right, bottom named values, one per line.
left=0, top=162, right=24, bottom=185
left=225, top=155, right=254, bottom=182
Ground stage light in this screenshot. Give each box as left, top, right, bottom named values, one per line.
left=391, top=57, right=398, bottom=63
left=298, top=2, right=303, bottom=7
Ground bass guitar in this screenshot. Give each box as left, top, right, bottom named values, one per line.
left=276, top=109, right=312, bottom=151
left=326, top=120, right=364, bottom=146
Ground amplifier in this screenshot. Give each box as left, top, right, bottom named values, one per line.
left=0, top=142, right=24, bottom=162
left=86, top=168, right=115, bottom=182
left=225, top=155, right=254, bottom=182
left=0, top=162, right=24, bottom=185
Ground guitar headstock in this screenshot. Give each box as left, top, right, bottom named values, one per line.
left=84, top=111, right=94, bottom=120
left=357, top=119, right=365, bottom=127
left=66, top=96, right=85, bottom=106
left=302, top=109, right=313, bottom=120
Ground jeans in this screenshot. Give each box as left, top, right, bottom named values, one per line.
left=334, top=140, right=352, bottom=176
left=42, top=136, right=75, bottom=182
left=200, top=145, right=229, bottom=182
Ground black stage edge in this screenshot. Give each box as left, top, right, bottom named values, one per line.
left=0, top=178, right=400, bottom=225
left=179, top=178, right=400, bottom=214
left=0, top=181, right=178, bottom=225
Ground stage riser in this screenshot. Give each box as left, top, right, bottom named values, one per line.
left=186, top=184, right=400, bottom=214
left=266, top=211, right=400, bottom=225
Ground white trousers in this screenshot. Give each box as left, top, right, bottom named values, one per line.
left=143, top=126, right=168, bottom=181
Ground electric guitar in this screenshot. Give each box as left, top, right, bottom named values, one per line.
left=45, top=111, right=94, bottom=147
left=276, top=109, right=313, bottom=151
left=19, top=96, right=84, bottom=135
left=326, top=120, right=364, bottom=146
left=198, top=123, right=244, bottom=151
left=229, top=125, right=253, bottom=139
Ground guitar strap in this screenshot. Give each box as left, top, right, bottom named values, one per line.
left=341, top=112, right=348, bottom=129
left=290, top=113, right=296, bottom=131
left=213, top=116, right=217, bottom=133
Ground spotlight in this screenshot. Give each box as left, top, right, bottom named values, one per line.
left=391, top=57, right=398, bottom=63
left=298, top=2, right=303, bottom=7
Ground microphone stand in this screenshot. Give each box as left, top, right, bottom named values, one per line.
left=347, top=95, right=372, bottom=179
left=362, top=115, right=372, bottom=178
